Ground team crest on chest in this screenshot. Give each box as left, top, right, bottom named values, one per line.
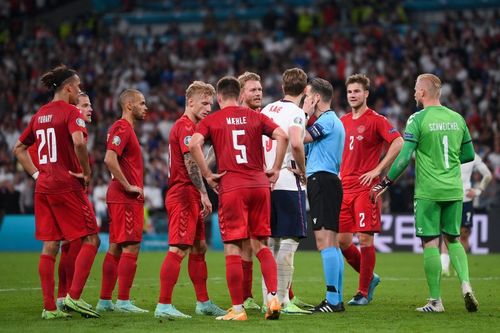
left=357, top=125, right=365, bottom=133
left=112, top=135, right=121, bottom=146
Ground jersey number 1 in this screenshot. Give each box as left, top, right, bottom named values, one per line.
left=36, top=128, right=57, bottom=164
left=442, top=135, right=449, bottom=169
left=232, top=130, right=248, bottom=164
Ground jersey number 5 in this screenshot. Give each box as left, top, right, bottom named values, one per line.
left=232, top=130, right=248, bottom=164
left=36, top=128, right=57, bottom=164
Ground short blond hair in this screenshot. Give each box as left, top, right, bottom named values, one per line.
left=185, top=81, right=216, bottom=100
left=237, top=72, right=261, bottom=89
left=416, top=73, right=441, bottom=98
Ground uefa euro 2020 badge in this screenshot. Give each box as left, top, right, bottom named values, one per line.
left=183, top=135, right=192, bottom=146
left=76, top=118, right=86, bottom=128
left=112, top=135, right=121, bottom=146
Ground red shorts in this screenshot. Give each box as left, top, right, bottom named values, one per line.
left=165, top=189, right=205, bottom=246
left=35, top=191, right=98, bottom=241
left=218, top=187, right=271, bottom=242
left=108, top=203, right=144, bottom=244
left=339, top=190, right=381, bottom=233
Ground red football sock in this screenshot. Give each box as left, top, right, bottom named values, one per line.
left=289, top=283, right=294, bottom=299
left=159, top=251, right=183, bottom=304
left=69, top=243, right=97, bottom=299
left=242, top=260, right=253, bottom=299
left=65, top=239, right=82, bottom=293
left=359, top=246, right=376, bottom=297
left=225, top=255, right=244, bottom=305
left=342, top=243, right=361, bottom=273
left=39, top=254, right=57, bottom=310
left=57, top=243, right=70, bottom=298
left=256, top=248, right=277, bottom=293
left=117, top=252, right=138, bottom=301
left=188, top=253, right=209, bottom=302
left=99, top=252, right=120, bottom=300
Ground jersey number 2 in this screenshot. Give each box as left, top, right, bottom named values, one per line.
left=36, top=128, right=57, bottom=164
left=232, top=130, right=248, bottom=164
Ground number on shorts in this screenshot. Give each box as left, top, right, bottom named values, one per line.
left=232, top=130, right=248, bottom=164
left=36, top=128, right=57, bottom=164
left=359, top=212, right=365, bottom=228
left=466, top=211, right=472, bottom=223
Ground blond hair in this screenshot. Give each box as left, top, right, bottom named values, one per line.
left=416, top=73, right=441, bottom=98
left=237, top=72, right=261, bottom=89
left=186, top=81, right=216, bottom=100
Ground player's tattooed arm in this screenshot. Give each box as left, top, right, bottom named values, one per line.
left=184, top=152, right=208, bottom=193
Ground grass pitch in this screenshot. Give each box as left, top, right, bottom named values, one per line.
left=0, top=251, right=499, bottom=332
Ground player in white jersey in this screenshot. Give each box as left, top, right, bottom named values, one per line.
left=260, top=68, right=311, bottom=314
left=440, top=153, right=492, bottom=275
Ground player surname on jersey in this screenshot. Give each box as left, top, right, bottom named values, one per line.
left=226, top=116, right=247, bottom=125
left=428, top=122, right=459, bottom=131
left=38, top=115, right=53, bottom=123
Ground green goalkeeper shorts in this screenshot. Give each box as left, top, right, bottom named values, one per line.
left=414, top=199, right=462, bottom=237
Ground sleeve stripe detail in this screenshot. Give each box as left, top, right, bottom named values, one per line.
left=462, top=140, right=472, bottom=145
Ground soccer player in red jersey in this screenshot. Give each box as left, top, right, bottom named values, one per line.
left=237, top=72, right=263, bottom=310
left=95, top=89, right=148, bottom=313
left=154, top=81, right=226, bottom=319
left=13, top=65, right=100, bottom=319
left=56, top=92, right=93, bottom=309
left=338, top=74, right=403, bottom=305
left=189, top=76, right=288, bottom=321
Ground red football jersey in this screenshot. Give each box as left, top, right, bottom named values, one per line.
left=105, top=119, right=144, bottom=204
left=340, top=109, right=401, bottom=193
left=28, top=124, right=88, bottom=171
left=167, top=115, right=198, bottom=197
left=19, top=101, right=88, bottom=193
left=196, top=105, right=278, bottom=194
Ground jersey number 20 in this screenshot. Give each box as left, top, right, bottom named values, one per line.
left=232, top=130, right=248, bottom=164
left=36, top=128, right=57, bottom=164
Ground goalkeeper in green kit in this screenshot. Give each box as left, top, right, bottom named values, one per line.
left=370, top=73, right=478, bottom=313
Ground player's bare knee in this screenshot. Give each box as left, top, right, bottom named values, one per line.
left=169, top=245, right=189, bottom=257
left=42, top=241, right=60, bottom=256
left=192, top=241, right=208, bottom=254
left=358, top=232, right=374, bottom=247
left=82, top=233, right=100, bottom=248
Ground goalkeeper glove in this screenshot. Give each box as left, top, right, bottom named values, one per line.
left=370, top=176, right=392, bottom=203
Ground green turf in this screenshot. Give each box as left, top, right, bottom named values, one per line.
left=0, top=251, right=499, bottom=332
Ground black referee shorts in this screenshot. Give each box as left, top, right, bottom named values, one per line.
left=307, top=171, right=343, bottom=232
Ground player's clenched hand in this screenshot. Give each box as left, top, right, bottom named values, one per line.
left=370, top=176, right=392, bottom=203
left=205, top=171, right=227, bottom=194
left=266, top=168, right=280, bottom=191
left=359, top=168, right=381, bottom=186
left=200, top=192, right=212, bottom=218
left=287, top=167, right=306, bottom=186
left=126, top=184, right=144, bottom=199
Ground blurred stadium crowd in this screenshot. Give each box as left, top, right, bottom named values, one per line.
left=0, top=1, right=499, bottom=230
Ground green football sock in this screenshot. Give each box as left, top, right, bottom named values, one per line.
left=448, top=242, right=470, bottom=283
left=423, top=247, right=441, bottom=299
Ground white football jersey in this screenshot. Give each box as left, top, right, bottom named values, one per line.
left=461, top=153, right=490, bottom=202
left=261, top=100, right=306, bottom=191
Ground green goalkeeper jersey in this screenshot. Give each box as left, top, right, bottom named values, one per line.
left=403, top=105, right=472, bottom=201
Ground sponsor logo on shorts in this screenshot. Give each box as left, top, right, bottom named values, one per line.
left=112, top=135, right=121, bottom=146
left=417, top=227, right=423, bottom=234
left=313, top=218, right=317, bottom=224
